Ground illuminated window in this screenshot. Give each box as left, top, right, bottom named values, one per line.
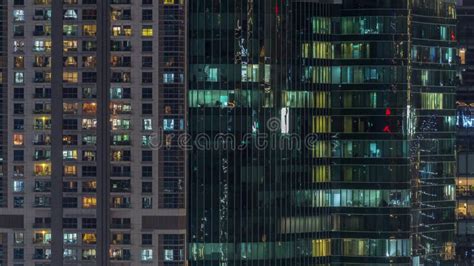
left=82, top=119, right=97, bottom=130
left=63, top=233, right=77, bottom=244
left=313, top=116, right=330, bottom=133
left=143, top=119, right=152, bottom=131
left=63, top=9, right=77, bottom=19
left=34, top=117, right=51, bottom=130
left=64, top=165, right=77, bottom=176
left=63, top=102, right=79, bottom=114
left=14, top=56, right=24, bottom=68
left=313, top=166, right=330, bottom=182
left=111, top=119, right=131, bottom=130
left=63, top=72, right=78, bottom=83
left=83, top=25, right=96, bottom=36
left=164, top=0, right=174, bottom=4
left=460, top=48, right=466, bottom=65
left=82, top=233, right=97, bottom=244
left=421, top=93, right=443, bottom=110
left=13, top=40, right=24, bottom=52
left=142, top=26, right=153, bottom=37
left=14, top=72, right=24, bottom=84
left=312, top=239, right=331, bottom=257
left=13, top=134, right=24, bottom=145
left=63, top=150, right=78, bottom=160
left=13, top=180, right=24, bottom=192
left=63, top=56, right=77, bottom=67
left=63, top=25, right=78, bottom=36
left=13, top=9, right=25, bottom=22
left=313, top=141, right=330, bottom=158
left=63, top=40, right=77, bottom=52
left=33, top=230, right=51, bottom=244
left=82, top=102, right=97, bottom=114
left=141, top=249, right=153, bottom=261
left=82, top=197, right=96, bottom=208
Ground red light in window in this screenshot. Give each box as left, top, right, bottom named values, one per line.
left=385, top=108, right=391, bottom=116
left=275, top=3, right=279, bottom=15
left=383, top=125, right=391, bottom=133
left=451, top=31, right=456, bottom=41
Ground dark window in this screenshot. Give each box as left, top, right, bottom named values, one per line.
left=13, top=150, right=24, bottom=161
left=14, top=119, right=24, bottom=130
left=82, top=218, right=96, bottom=229
left=14, top=88, right=24, bottom=99
left=142, top=0, right=152, bottom=4
left=142, top=234, right=152, bottom=245
left=63, top=119, right=78, bottom=130
left=142, top=103, right=153, bottom=115
left=14, top=0, right=24, bottom=5
left=62, top=197, right=78, bottom=208
left=142, top=182, right=152, bottom=193
left=82, top=9, right=97, bottom=20
left=142, top=87, right=152, bottom=99
left=142, top=166, right=152, bottom=177
left=13, top=103, right=24, bottom=114
left=142, top=72, right=153, bottom=83
left=63, top=87, right=78, bottom=98
left=82, top=166, right=96, bottom=177
left=13, top=196, right=24, bottom=208
left=13, top=248, right=24, bottom=260
left=142, top=150, right=153, bottom=161
left=142, top=9, right=153, bottom=21
left=142, top=56, right=153, bottom=67
left=142, top=41, right=152, bottom=52
left=63, top=218, right=78, bottom=229
left=82, top=72, right=97, bottom=83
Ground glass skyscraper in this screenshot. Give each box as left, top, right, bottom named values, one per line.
left=189, top=0, right=457, bottom=265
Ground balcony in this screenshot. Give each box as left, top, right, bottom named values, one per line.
left=110, top=223, right=131, bottom=229
left=33, top=222, right=51, bottom=229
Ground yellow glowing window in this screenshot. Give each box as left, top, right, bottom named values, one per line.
left=312, top=141, right=330, bottom=158
left=312, top=239, right=331, bottom=257
left=82, top=197, right=96, bottom=208
left=82, top=102, right=97, bottom=114
left=313, top=166, right=329, bottom=183
left=460, top=48, right=466, bottom=65
left=421, top=93, right=443, bottom=110
left=142, top=26, right=153, bottom=37
left=64, top=56, right=77, bottom=67
left=64, top=165, right=77, bottom=176
left=34, top=163, right=51, bottom=176
left=123, top=26, right=132, bottom=36
left=63, top=72, right=78, bottom=83
left=63, top=40, right=77, bottom=52
left=164, top=0, right=174, bottom=4
left=82, top=233, right=97, bottom=244
left=302, top=43, right=310, bottom=58
left=313, top=42, right=332, bottom=59
left=312, top=116, right=330, bottom=133
left=13, top=134, right=24, bottom=145
left=83, top=25, right=97, bottom=36
left=112, top=26, right=121, bottom=36
left=314, top=91, right=328, bottom=108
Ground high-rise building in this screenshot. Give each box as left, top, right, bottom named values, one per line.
left=0, top=0, right=459, bottom=265
left=456, top=0, right=474, bottom=264
left=0, top=0, right=187, bottom=265
left=189, top=0, right=456, bottom=265
left=188, top=0, right=332, bottom=264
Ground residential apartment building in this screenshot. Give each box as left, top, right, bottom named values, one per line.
left=0, top=0, right=187, bottom=265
